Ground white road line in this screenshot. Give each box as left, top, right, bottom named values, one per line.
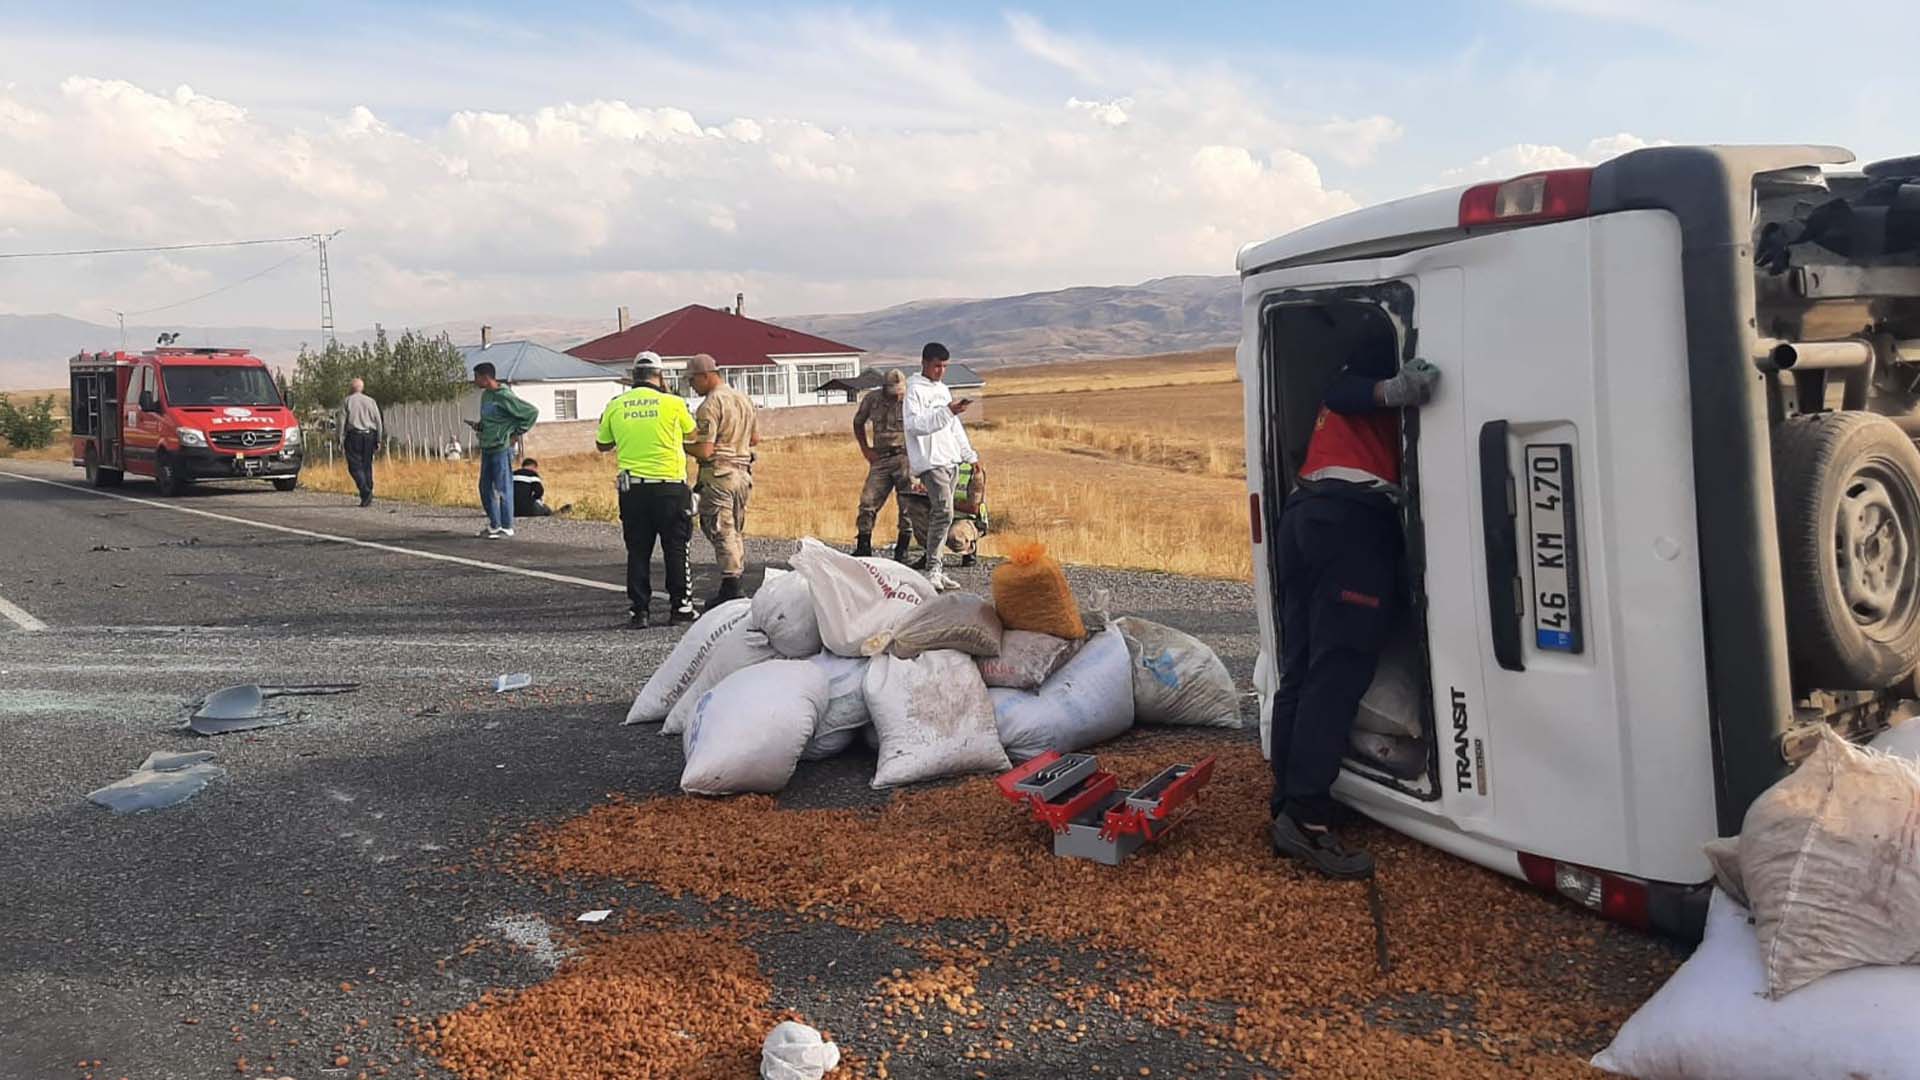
left=0, top=591, right=47, bottom=632
left=0, top=470, right=637, bottom=597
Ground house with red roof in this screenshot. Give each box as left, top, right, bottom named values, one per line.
left=565, top=299, right=864, bottom=409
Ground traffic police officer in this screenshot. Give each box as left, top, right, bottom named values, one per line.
left=596, top=353, right=698, bottom=629
left=1269, top=337, right=1439, bottom=879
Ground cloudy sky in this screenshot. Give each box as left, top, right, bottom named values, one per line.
left=0, top=1, right=1912, bottom=331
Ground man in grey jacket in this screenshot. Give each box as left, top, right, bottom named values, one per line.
left=341, top=377, right=382, bottom=507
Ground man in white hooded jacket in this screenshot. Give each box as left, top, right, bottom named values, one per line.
left=901, top=341, right=976, bottom=591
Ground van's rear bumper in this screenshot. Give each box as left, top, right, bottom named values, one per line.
left=1342, top=782, right=1713, bottom=941
left=176, top=446, right=303, bottom=479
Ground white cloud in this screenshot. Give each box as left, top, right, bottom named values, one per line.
left=1067, top=97, right=1131, bottom=128
left=0, top=167, right=71, bottom=230
left=0, top=16, right=1373, bottom=327
left=1311, top=115, right=1404, bottom=167
left=1438, top=133, right=1671, bottom=185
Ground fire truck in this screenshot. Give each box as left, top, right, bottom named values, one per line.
left=69, top=347, right=304, bottom=495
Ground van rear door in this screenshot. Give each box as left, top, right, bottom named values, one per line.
left=1249, top=209, right=1722, bottom=887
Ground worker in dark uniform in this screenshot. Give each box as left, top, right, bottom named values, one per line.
left=596, top=358, right=698, bottom=629
left=1269, top=338, right=1439, bottom=879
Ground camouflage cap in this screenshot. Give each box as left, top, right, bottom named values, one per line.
left=884, top=368, right=907, bottom=392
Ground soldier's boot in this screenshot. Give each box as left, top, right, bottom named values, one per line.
left=707, top=575, right=744, bottom=610
left=852, top=533, right=874, bottom=557
left=892, top=535, right=911, bottom=562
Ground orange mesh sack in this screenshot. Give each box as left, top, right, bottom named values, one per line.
left=990, top=542, right=1086, bottom=640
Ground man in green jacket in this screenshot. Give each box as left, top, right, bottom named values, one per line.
left=467, top=361, right=539, bottom=538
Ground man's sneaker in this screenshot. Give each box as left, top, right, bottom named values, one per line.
left=480, top=526, right=500, bottom=537
left=668, top=605, right=699, bottom=625
left=927, top=570, right=961, bottom=592
left=1270, top=813, right=1375, bottom=880
left=359, top=495, right=373, bottom=507
left=497, top=527, right=515, bottom=538
left=627, top=609, right=651, bottom=630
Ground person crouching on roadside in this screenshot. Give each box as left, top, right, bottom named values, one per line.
left=512, top=459, right=552, bottom=518
left=903, top=458, right=988, bottom=568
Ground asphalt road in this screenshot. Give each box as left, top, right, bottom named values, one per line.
left=0, top=460, right=1263, bottom=1079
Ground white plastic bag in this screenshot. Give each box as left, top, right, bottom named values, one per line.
left=803, top=653, right=871, bottom=760
left=1592, top=889, right=1920, bottom=1079
left=1348, top=729, right=1427, bottom=780
left=1113, top=616, right=1241, bottom=728
left=662, top=622, right=778, bottom=736
left=978, top=630, right=1077, bottom=690
left=1871, top=714, right=1920, bottom=761
left=1354, top=625, right=1422, bottom=739
left=680, top=661, right=826, bottom=795
left=792, top=537, right=935, bottom=657
left=625, top=598, right=752, bottom=724
left=864, top=650, right=1009, bottom=787
left=750, top=567, right=823, bottom=658
left=1725, top=726, right=1920, bottom=997
left=761, top=1020, right=841, bottom=1080
left=990, top=628, right=1134, bottom=763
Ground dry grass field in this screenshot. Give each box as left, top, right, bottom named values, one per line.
left=302, top=352, right=1256, bottom=578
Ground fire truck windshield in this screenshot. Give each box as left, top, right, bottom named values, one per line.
left=161, top=365, right=283, bottom=407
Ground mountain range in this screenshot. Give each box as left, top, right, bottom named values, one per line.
left=0, top=275, right=1239, bottom=390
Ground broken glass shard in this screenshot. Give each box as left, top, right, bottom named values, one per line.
left=88, top=750, right=224, bottom=813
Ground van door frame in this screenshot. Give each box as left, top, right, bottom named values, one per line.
left=1257, top=279, right=1442, bottom=800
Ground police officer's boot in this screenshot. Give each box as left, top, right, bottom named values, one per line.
left=892, top=535, right=911, bottom=562
left=852, top=533, right=873, bottom=557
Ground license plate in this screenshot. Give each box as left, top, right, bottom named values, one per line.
left=1524, top=443, right=1583, bottom=653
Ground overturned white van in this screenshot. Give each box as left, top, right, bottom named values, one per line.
left=1239, top=145, right=1920, bottom=938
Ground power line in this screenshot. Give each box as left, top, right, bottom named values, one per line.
left=114, top=244, right=316, bottom=319
left=0, top=234, right=315, bottom=260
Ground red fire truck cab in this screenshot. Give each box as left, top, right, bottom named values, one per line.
left=69, top=347, right=304, bottom=495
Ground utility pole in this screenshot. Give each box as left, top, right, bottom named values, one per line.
left=315, top=230, right=342, bottom=346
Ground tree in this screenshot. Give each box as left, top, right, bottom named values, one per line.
left=285, top=328, right=467, bottom=416
left=0, top=394, right=60, bottom=450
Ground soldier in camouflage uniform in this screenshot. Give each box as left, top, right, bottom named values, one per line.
left=851, top=368, right=913, bottom=560
left=684, top=353, right=759, bottom=607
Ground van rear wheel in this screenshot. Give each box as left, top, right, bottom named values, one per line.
left=83, top=447, right=123, bottom=488
left=1774, top=412, right=1920, bottom=688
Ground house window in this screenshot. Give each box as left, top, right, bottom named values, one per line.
left=552, top=389, right=578, bottom=421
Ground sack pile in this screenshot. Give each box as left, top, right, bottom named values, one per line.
left=624, top=538, right=1246, bottom=796
left=1593, top=720, right=1920, bottom=1078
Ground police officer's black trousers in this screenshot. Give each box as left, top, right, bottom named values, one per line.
left=619, top=480, right=692, bottom=615
left=1269, top=491, right=1401, bottom=828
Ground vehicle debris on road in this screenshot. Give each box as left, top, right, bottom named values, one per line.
left=87, top=749, right=224, bottom=813
left=187, top=683, right=359, bottom=736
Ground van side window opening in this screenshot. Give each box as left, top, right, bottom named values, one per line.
left=162, top=365, right=283, bottom=407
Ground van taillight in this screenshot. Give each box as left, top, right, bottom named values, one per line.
left=1249, top=493, right=1263, bottom=545
left=1459, top=168, right=1593, bottom=228
left=1517, top=852, right=1651, bottom=931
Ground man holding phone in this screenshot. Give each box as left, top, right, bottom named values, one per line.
left=901, top=341, right=976, bottom=592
